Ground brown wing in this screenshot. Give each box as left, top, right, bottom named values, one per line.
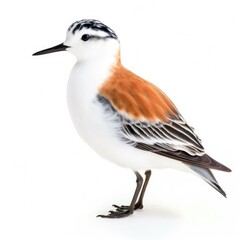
left=99, top=64, right=178, bottom=123
left=98, top=63, right=231, bottom=172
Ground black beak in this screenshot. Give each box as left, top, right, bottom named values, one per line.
left=32, top=43, right=68, bottom=56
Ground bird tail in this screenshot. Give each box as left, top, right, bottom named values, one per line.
left=188, top=165, right=227, bottom=197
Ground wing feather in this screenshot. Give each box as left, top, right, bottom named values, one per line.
left=97, top=94, right=231, bottom=172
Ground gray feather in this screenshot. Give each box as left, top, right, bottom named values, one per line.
left=187, top=165, right=227, bottom=197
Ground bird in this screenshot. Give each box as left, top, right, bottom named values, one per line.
left=33, top=19, right=231, bottom=218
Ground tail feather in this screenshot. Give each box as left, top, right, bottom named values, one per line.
left=188, top=164, right=227, bottom=197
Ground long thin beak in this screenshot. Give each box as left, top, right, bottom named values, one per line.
left=32, top=43, right=68, bottom=56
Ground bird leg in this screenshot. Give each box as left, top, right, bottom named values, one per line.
left=97, top=171, right=143, bottom=218
left=113, top=170, right=151, bottom=211
left=135, top=170, right=151, bottom=209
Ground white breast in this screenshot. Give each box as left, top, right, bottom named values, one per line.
left=67, top=58, right=121, bottom=152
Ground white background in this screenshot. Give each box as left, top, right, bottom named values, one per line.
left=0, top=0, right=240, bottom=239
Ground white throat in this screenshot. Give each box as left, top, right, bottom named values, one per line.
left=68, top=49, right=119, bottom=98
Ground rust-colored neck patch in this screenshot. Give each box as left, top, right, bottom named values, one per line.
left=99, top=59, right=178, bottom=123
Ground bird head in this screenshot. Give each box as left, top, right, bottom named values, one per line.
left=33, top=19, right=120, bottom=62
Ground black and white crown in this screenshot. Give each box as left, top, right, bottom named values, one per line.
left=68, top=19, right=118, bottom=40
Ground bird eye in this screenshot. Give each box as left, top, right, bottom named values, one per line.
left=81, top=34, right=91, bottom=41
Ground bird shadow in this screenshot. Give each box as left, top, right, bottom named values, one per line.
left=95, top=205, right=182, bottom=240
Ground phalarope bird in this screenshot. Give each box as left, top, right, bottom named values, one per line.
left=33, top=19, right=231, bottom=218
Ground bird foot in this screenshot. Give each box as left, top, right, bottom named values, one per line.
left=97, top=206, right=133, bottom=218
left=97, top=202, right=143, bottom=219
left=113, top=201, right=143, bottom=211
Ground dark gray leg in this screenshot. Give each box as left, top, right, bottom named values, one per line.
left=113, top=170, right=152, bottom=211
left=97, top=171, right=143, bottom=218
left=135, top=170, right=151, bottom=209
